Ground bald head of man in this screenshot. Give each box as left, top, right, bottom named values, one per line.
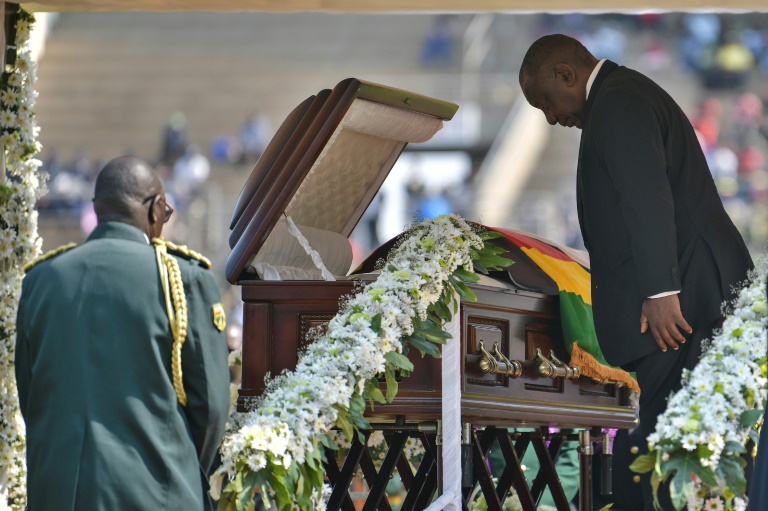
left=519, top=34, right=598, bottom=129
left=93, top=156, right=171, bottom=240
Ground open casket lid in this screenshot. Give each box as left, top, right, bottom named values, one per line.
left=225, top=78, right=459, bottom=284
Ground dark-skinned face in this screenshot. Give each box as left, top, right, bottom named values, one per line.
left=521, top=63, right=587, bottom=129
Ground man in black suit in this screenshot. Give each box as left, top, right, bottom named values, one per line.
left=519, top=34, right=753, bottom=509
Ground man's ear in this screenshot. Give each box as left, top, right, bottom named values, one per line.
left=147, top=195, right=159, bottom=226
left=553, top=63, right=577, bottom=87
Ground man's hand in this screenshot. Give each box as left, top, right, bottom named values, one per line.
left=639, top=294, right=692, bottom=352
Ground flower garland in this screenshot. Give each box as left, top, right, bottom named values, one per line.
left=632, top=263, right=767, bottom=510
left=0, top=7, right=43, bottom=511
left=212, top=215, right=511, bottom=511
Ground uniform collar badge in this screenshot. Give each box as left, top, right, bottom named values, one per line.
left=212, top=303, right=226, bottom=332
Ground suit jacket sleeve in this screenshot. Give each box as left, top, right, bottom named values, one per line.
left=181, top=263, right=231, bottom=473
left=591, top=89, right=681, bottom=298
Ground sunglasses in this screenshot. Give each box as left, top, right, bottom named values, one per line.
left=143, top=195, right=174, bottom=223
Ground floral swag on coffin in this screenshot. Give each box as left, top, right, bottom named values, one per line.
left=212, top=215, right=512, bottom=511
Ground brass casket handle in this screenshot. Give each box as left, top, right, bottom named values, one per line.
left=535, top=348, right=580, bottom=380
left=477, top=341, right=522, bottom=378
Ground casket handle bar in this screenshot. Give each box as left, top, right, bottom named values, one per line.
left=477, top=341, right=522, bottom=378
left=535, top=348, right=581, bottom=380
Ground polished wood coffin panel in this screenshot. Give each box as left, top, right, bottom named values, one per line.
left=237, top=280, right=637, bottom=429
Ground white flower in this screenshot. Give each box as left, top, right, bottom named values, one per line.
left=0, top=89, right=18, bottom=107
left=6, top=73, right=21, bottom=88
left=703, top=497, right=723, bottom=511
left=0, top=110, right=16, bottom=128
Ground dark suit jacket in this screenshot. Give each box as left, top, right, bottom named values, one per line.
left=577, top=61, right=753, bottom=367
left=16, top=222, right=231, bottom=511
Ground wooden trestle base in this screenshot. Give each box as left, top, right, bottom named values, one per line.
left=324, top=423, right=609, bottom=511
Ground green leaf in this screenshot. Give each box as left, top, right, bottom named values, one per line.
left=723, top=440, right=746, bottom=454
left=267, top=472, right=292, bottom=511
left=650, top=472, right=662, bottom=511
left=217, top=484, right=239, bottom=511
left=385, top=367, right=398, bottom=402
left=318, top=432, right=337, bottom=451
left=482, top=254, right=515, bottom=269
left=716, top=454, right=748, bottom=497
left=433, top=299, right=452, bottom=322
left=739, top=408, right=764, bottom=428
left=297, top=464, right=313, bottom=496
left=453, top=268, right=480, bottom=283
left=349, top=395, right=366, bottom=413
left=479, top=229, right=503, bottom=240
left=407, top=336, right=442, bottom=358
left=364, top=380, right=387, bottom=405
left=480, top=243, right=508, bottom=255
left=385, top=351, right=414, bottom=371
left=696, top=444, right=715, bottom=460
left=258, top=483, right=271, bottom=511
left=668, top=474, right=693, bottom=511
left=597, top=505, right=614, bottom=511
left=236, top=471, right=260, bottom=511
left=473, top=261, right=489, bottom=275
left=415, top=325, right=451, bottom=341
left=661, top=452, right=716, bottom=508
left=371, top=313, right=382, bottom=334
left=629, top=453, right=656, bottom=474
left=306, top=450, right=317, bottom=471
left=335, top=408, right=354, bottom=440
left=450, top=277, right=477, bottom=302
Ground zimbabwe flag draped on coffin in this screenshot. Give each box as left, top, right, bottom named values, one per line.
left=484, top=227, right=638, bottom=393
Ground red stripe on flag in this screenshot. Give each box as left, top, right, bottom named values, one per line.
left=489, top=227, right=572, bottom=262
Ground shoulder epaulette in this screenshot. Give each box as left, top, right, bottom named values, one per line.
left=151, top=238, right=211, bottom=269
left=23, top=242, right=78, bottom=274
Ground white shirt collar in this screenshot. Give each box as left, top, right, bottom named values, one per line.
left=586, top=59, right=606, bottom=100
left=143, top=233, right=150, bottom=244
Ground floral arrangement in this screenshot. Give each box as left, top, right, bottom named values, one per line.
left=211, top=214, right=511, bottom=511
left=631, top=263, right=767, bottom=510
left=0, top=7, right=43, bottom=510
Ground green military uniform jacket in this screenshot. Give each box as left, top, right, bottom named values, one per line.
left=16, top=222, right=230, bottom=511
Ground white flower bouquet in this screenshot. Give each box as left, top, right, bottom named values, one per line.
left=0, top=7, right=44, bottom=510
left=631, top=264, right=767, bottom=510
left=212, top=215, right=512, bottom=511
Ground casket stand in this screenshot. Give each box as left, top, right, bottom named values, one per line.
left=226, top=78, right=638, bottom=511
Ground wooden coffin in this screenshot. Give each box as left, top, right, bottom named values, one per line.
left=227, top=78, right=637, bottom=430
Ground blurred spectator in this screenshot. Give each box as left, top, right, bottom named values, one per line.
left=585, top=25, right=627, bottom=63
left=172, top=144, right=210, bottom=208
left=238, top=111, right=272, bottom=163
left=701, top=32, right=754, bottom=89
left=638, top=40, right=671, bottom=72
left=160, top=111, right=189, bottom=167
left=417, top=189, right=452, bottom=220
left=420, top=15, right=455, bottom=68
left=210, top=135, right=242, bottom=165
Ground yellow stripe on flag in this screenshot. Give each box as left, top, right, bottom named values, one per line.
left=521, top=247, right=592, bottom=305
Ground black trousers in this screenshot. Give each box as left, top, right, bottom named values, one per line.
left=632, top=319, right=720, bottom=511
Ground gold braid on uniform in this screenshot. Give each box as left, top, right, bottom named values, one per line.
left=151, top=238, right=211, bottom=269
left=23, top=242, right=77, bottom=274
left=153, top=241, right=190, bottom=406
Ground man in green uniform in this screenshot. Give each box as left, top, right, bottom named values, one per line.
left=15, top=156, right=230, bottom=511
